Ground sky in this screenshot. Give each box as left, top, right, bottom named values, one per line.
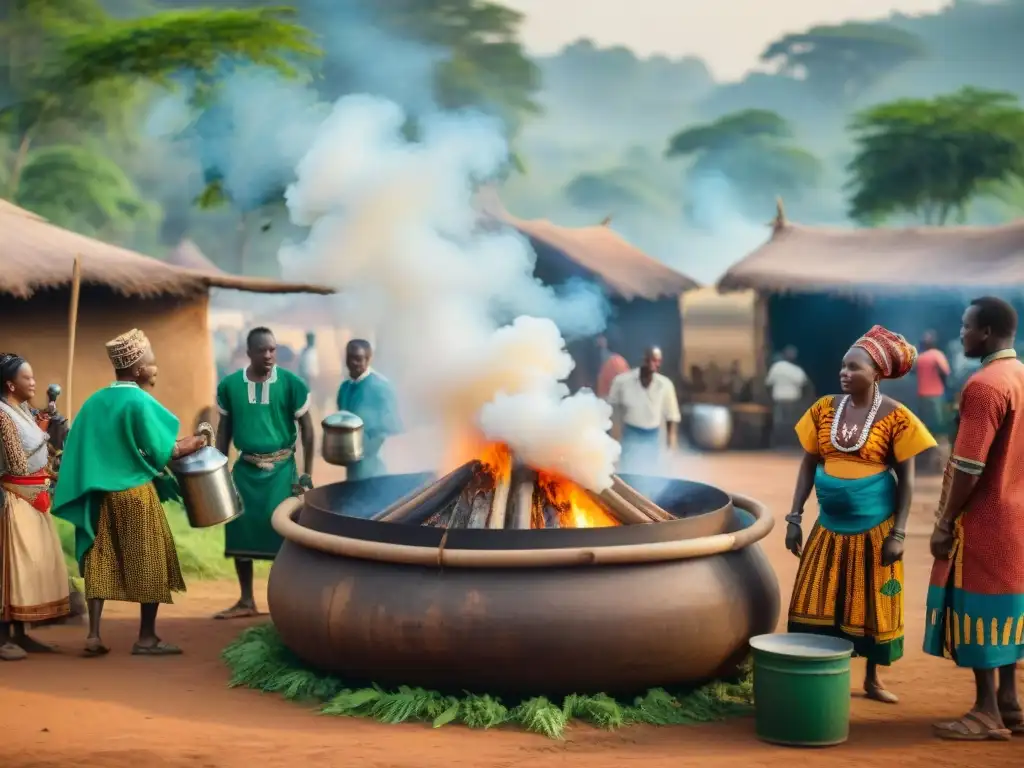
left=502, top=0, right=954, bottom=81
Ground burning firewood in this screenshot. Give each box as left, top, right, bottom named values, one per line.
left=374, top=461, right=481, bottom=524
left=486, top=462, right=512, bottom=529
left=455, top=470, right=495, bottom=529
left=590, top=488, right=653, bottom=525
left=611, top=476, right=674, bottom=522
left=542, top=504, right=561, bottom=529
left=507, top=466, right=536, bottom=529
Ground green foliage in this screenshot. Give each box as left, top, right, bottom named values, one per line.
left=371, top=0, right=541, bottom=132
left=667, top=109, right=791, bottom=156
left=13, top=144, right=157, bottom=234
left=665, top=109, right=821, bottom=214
left=56, top=501, right=269, bottom=581
left=222, top=623, right=754, bottom=740
left=51, top=8, right=320, bottom=92
left=761, top=22, right=926, bottom=102
left=846, top=87, right=1024, bottom=225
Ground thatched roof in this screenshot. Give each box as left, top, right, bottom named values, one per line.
left=165, top=239, right=225, bottom=275
left=0, top=201, right=333, bottom=299
left=719, top=210, right=1024, bottom=294
left=478, top=190, right=699, bottom=300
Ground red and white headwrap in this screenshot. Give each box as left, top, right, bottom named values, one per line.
left=853, top=325, right=917, bottom=380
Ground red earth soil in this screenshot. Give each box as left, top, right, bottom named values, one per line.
left=3, top=451, right=1021, bottom=768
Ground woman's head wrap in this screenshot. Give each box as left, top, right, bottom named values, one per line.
left=105, top=329, right=150, bottom=371
left=0, top=353, right=26, bottom=390
left=852, top=325, right=917, bottom=380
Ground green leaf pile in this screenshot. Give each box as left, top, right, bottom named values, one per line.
left=222, top=624, right=753, bottom=740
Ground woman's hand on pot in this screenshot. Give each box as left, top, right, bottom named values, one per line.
left=785, top=522, right=803, bottom=558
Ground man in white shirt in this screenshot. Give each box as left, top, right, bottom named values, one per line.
left=765, top=346, right=809, bottom=448
left=608, top=346, right=682, bottom=472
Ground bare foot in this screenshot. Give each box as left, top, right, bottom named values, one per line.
left=213, top=601, right=261, bottom=620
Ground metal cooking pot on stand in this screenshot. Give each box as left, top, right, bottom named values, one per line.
left=168, top=423, right=243, bottom=528
left=321, top=411, right=365, bottom=467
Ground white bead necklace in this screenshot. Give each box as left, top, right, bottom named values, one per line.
left=830, top=385, right=882, bottom=454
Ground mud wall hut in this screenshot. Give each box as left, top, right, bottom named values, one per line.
left=481, top=195, right=700, bottom=391
left=717, top=206, right=1024, bottom=400
left=0, top=201, right=332, bottom=432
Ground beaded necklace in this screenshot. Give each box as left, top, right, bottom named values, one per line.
left=830, top=385, right=882, bottom=454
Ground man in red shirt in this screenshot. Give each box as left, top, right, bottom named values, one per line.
left=916, top=331, right=951, bottom=438
left=595, top=333, right=629, bottom=400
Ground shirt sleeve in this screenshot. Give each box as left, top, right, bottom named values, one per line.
left=765, top=363, right=777, bottom=388
left=290, top=373, right=311, bottom=419
left=891, top=407, right=938, bottom=462
left=936, top=352, right=951, bottom=375
left=607, top=375, right=623, bottom=406
left=951, top=379, right=1006, bottom=475
left=794, top=397, right=826, bottom=454
left=662, top=379, right=681, bottom=423
left=215, top=376, right=231, bottom=417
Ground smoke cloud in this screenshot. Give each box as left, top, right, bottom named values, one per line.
left=279, top=95, right=620, bottom=491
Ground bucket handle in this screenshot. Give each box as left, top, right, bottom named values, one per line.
left=196, top=422, right=215, bottom=447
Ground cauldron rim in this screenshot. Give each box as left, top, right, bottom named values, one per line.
left=300, top=473, right=737, bottom=551
left=271, top=490, right=774, bottom=569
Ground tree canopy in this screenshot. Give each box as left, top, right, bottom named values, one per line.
left=665, top=109, right=821, bottom=218
left=760, top=22, right=926, bottom=103
left=846, top=87, right=1024, bottom=225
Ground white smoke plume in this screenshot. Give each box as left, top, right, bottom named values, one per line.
left=279, top=95, right=621, bottom=491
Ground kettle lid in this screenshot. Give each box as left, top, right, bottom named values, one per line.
left=169, top=444, right=229, bottom=474
left=322, top=410, right=364, bottom=429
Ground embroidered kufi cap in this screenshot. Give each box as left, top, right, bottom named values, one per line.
left=105, top=328, right=150, bottom=371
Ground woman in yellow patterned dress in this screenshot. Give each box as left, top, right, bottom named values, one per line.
left=786, top=326, right=936, bottom=704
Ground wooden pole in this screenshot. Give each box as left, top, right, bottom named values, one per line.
left=65, top=255, right=82, bottom=421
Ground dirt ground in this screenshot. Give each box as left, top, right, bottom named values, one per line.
left=3, top=451, right=1022, bottom=768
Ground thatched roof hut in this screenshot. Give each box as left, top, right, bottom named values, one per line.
left=719, top=204, right=1024, bottom=294
left=478, top=189, right=699, bottom=301
left=165, top=238, right=225, bottom=275
left=716, top=205, right=1024, bottom=399
left=0, top=200, right=332, bottom=431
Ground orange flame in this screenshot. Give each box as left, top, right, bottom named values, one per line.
left=536, top=471, right=620, bottom=529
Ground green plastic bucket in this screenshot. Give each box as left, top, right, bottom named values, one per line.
left=749, top=633, right=854, bottom=747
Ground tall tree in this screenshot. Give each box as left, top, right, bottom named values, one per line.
left=846, top=87, right=1024, bottom=225
left=761, top=23, right=926, bottom=103
left=665, top=109, right=821, bottom=217
left=0, top=5, right=318, bottom=199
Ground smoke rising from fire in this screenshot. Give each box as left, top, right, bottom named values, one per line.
left=279, top=95, right=621, bottom=491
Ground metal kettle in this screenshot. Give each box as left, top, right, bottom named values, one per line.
left=168, top=423, right=243, bottom=528
left=321, top=410, right=365, bottom=466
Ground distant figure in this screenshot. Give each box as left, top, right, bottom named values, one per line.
left=336, top=340, right=402, bottom=481
left=297, top=331, right=319, bottom=385
left=595, top=333, right=630, bottom=399
left=727, top=360, right=752, bottom=402
left=687, top=364, right=707, bottom=396
left=926, top=297, right=1024, bottom=740
left=916, top=331, right=951, bottom=440
left=276, top=342, right=297, bottom=372
left=609, top=346, right=681, bottom=472
left=766, top=346, right=809, bottom=448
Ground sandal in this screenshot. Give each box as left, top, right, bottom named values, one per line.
left=213, top=604, right=261, bottom=620
left=131, top=641, right=182, bottom=656
left=83, top=638, right=110, bottom=657
left=933, top=711, right=1012, bottom=741
left=0, top=641, right=27, bottom=661
left=1000, top=709, right=1024, bottom=735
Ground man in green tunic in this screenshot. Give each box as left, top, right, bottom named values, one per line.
left=336, top=339, right=402, bottom=481
left=53, top=329, right=206, bottom=656
left=214, top=327, right=314, bottom=619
